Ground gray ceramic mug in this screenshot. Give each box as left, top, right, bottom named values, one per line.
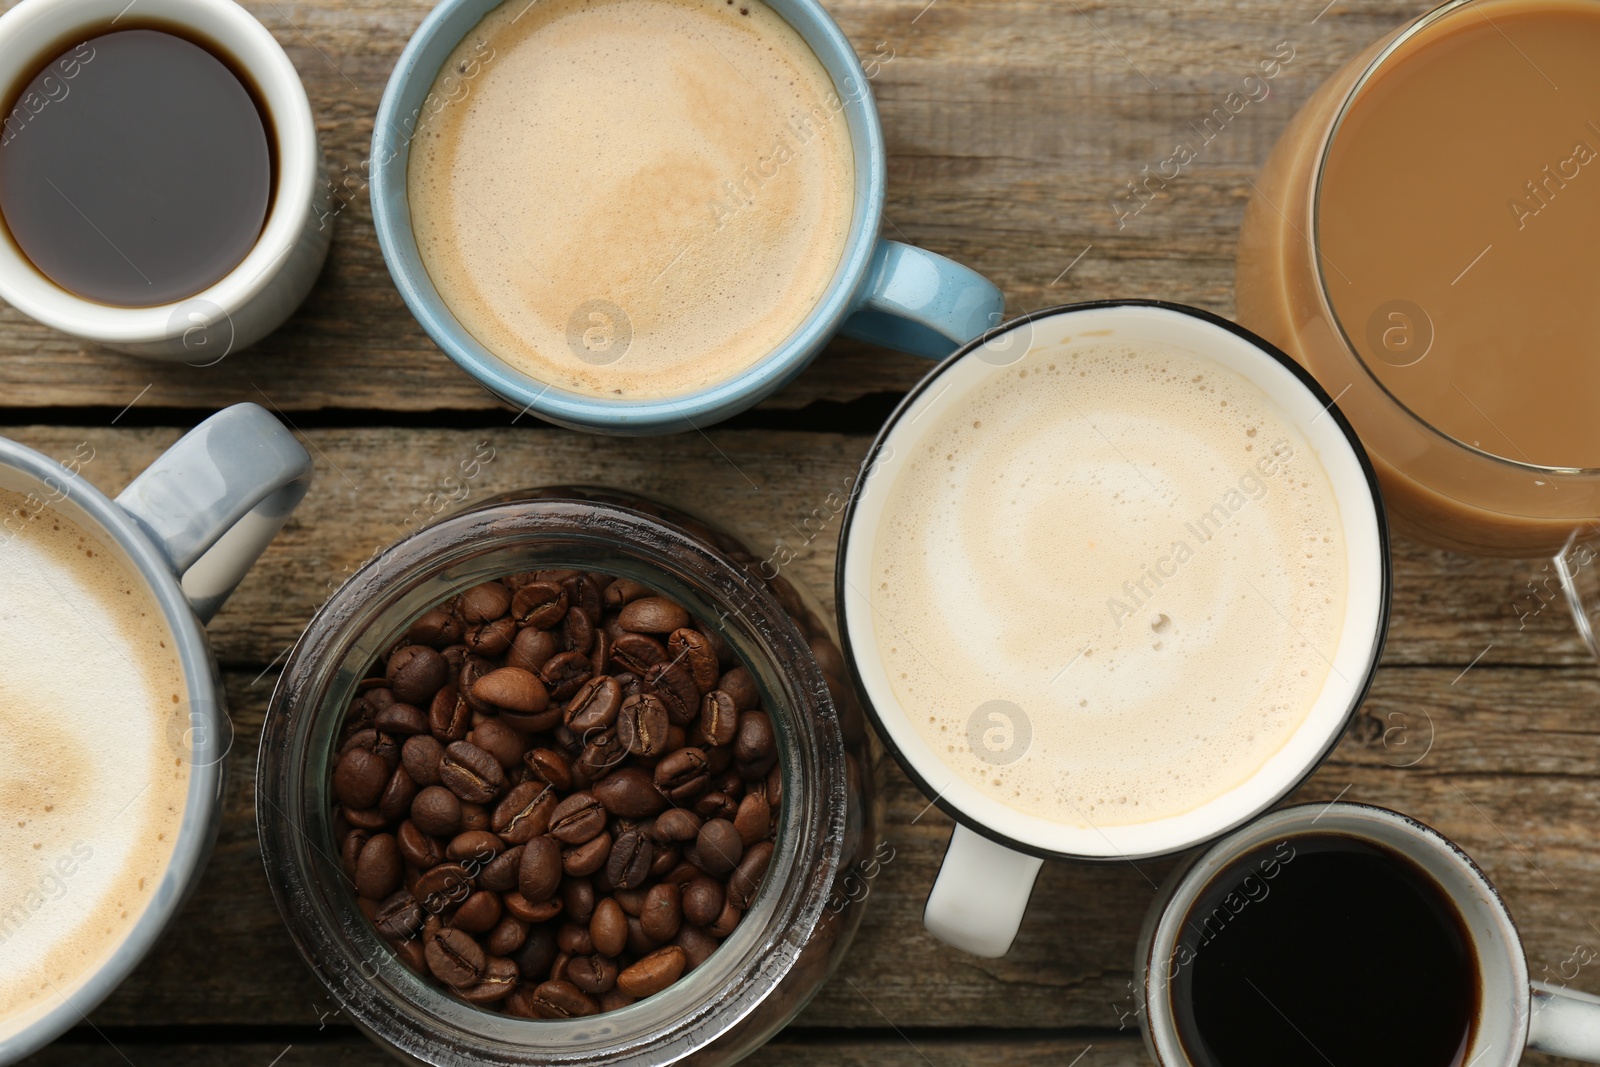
left=0, top=402, right=312, bottom=1062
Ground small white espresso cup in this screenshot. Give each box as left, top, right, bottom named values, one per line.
left=0, top=0, right=329, bottom=360
left=1137, top=802, right=1600, bottom=1065
left=836, top=301, right=1392, bottom=958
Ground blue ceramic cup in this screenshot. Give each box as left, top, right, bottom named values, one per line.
left=370, top=0, right=1006, bottom=435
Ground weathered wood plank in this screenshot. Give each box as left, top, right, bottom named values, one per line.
left=0, top=0, right=1433, bottom=414
left=61, top=665, right=1600, bottom=1034
left=0, top=425, right=1587, bottom=670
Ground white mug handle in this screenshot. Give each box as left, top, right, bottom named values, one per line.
left=1531, top=982, right=1600, bottom=1061
left=923, top=823, right=1043, bottom=957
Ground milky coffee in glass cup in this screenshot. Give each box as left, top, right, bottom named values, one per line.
left=837, top=301, right=1390, bottom=957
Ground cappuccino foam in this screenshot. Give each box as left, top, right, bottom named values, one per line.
left=0, top=490, right=189, bottom=1035
left=868, top=340, right=1347, bottom=828
left=407, top=0, right=856, bottom=399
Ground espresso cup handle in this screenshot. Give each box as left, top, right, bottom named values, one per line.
left=1530, top=981, right=1600, bottom=1061
left=923, top=823, right=1043, bottom=957
left=841, top=239, right=1006, bottom=358
left=116, top=403, right=313, bottom=624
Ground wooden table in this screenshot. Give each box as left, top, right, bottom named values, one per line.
left=7, top=0, right=1597, bottom=1062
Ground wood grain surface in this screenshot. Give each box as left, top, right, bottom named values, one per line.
left=3, top=0, right=1595, bottom=1063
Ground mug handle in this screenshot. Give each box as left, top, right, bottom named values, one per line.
left=923, top=823, right=1043, bottom=957
left=116, top=403, right=313, bottom=623
left=840, top=239, right=1006, bottom=358
left=1530, top=982, right=1600, bottom=1061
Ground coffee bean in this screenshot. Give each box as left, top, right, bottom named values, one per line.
left=640, top=882, right=681, bottom=942
left=693, top=791, right=738, bottom=822
left=617, top=694, right=669, bottom=757
left=653, top=807, right=702, bottom=843
left=459, top=582, right=512, bottom=623
left=618, top=596, right=689, bottom=635
left=682, top=876, right=725, bottom=928
left=524, top=747, right=573, bottom=791
left=707, top=900, right=742, bottom=938
left=459, top=956, right=520, bottom=1004
left=411, top=785, right=463, bottom=837
left=561, top=607, right=595, bottom=655
left=479, top=845, right=524, bottom=893
left=602, top=577, right=652, bottom=609
left=696, top=819, right=743, bottom=877
left=562, top=877, right=596, bottom=925
left=493, top=782, right=557, bottom=844
left=591, top=897, right=627, bottom=956
left=593, top=767, right=666, bottom=818
left=409, top=608, right=464, bottom=648
left=374, top=891, right=424, bottom=941
left=674, top=925, right=721, bottom=971
left=414, top=862, right=474, bottom=915
left=507, top=627, right=559, bottom=674
left=427, top=927, right=487, bottom=988
left=378, top=766, right=419, bottom=824
left=519, top=836, right=563, bottom=903
left=334, top=747, right=388, bottom=810
left=428, top=687, right=471, bottom=743
left=465, top=617, right=517, bottom=656
left=734, top=710, right=775, bottom=765
left=512, top=581, right=568, bottom=629
left=717, top=667, right=759, bottom=712
left=513, top=924, right=559, bottom=980
left=341, top=829, right=369, bottom=880
left=460, top=801, right=490, bottom=833
left=540, top=651, right=593, bottom=701
left=607, top=828, right=654, bottom=889
left=374, top=701, right=429, bottom=736
left=530, top=979, right=597, bottom=1018
left=468, top=719, right=528, bottom=771
left=556, top=921, right=594, bottom=956
left=388, top=645, right=450, bottom=705
left=699, top=691, right=738, bottom=748
left=439, top=741, right=507, bottom=804
left=575, top=733, right=629, bottom=782
left=549, top=791, right=607, bottom=845
left=503, top=890, right=561, bottom=924
left=566, top=675, right=624, bottom=735
left=457, top=656, right=498, bottom=714
left=355, top=833, right=402, bottom=900
left=397, top=820, right=443, bottom=869
left=617, top=946, right=687, bottom=998
left=446, top=829, right=505, bottom=864
left=653, top=747, right=710, bottom=803
left=485, top=916, right=528, bottom=957
left=728, top=840, right=774, bottom=910
left=567, top=953, right=618, bottom=995
left=668, top=628, right=719, bottom=694
left=611, top=631, right=668, bottom=675
left=471, top=667, right=549, bottom=717
left=734, top=792, right=770, bottom=846
left=453, top=889, right=503, bottom=934
left=562, top=831, right=611, bottom=877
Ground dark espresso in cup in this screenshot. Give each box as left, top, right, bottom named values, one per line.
left=0, top=27, right=271, bottom=306
left=1172, top=833, right=1477, bottom=1066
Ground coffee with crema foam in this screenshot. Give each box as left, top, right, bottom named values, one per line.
left=407, top=0, right=856, bottom=399
left=867, top=339, right=1347, bottom=828
left=0, top=489, right=189, bottom=1036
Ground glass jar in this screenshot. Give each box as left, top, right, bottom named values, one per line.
left=257, top=486, right=879, bottom=1066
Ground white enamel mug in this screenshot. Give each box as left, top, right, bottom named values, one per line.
left=0, top=0, right=329, bottom=360
left=1137, top=803, right=1600, bottom=1065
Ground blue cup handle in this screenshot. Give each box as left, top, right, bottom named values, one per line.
left=840, top=238, right=1006, bottom=358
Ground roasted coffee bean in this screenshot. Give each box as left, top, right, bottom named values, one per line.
left=728, top=841, right=774, bottom=910
left=388, top=645, right=450, bottom=704
left=513, top=924, right=558, bottom=979
left=567, top=953, right=618, bottom=994
left=511, top=581, right=568, bottom=629
left=566, top=574, right=604, bottom=622
left=503, top=890, right=561, bottom=923
left=674, top=925, right=721, bottom=971
left=439, top=741, right=506, bottom=804
left=649, top=846, right=681, bottom=879
left=504, top=984, right=540, bottom=1018
left=414, top=863, right=474, bottom=914
left=617, top=946, right=687, bottom=998
left=589, top=897, right=627, bottom=957
left=471, top=667, right=549, bottom=717
left=575, top=733, right=628, bottom=782
left=668, top=628, right=719, bottom=694
left=612, top=886, right=647, bottom=917
left=465, top=617, right=517, bottom=656
left=479, top=845, right=525, bottom=893
left=459, top=581, right=512, bottom=623
left=556, top=921, right=594, bottom=956
left=607, top=828, right=654, bottom=889
left=344, top=806, right=388, bottom=831
left=626, top=914, right=659, bottom=956
left=397, top=820, right=443, bottom=870
left=562, top=831, right=611, bottom=877
left=640, top=882, right=682, bottom=942
left=485, top=915, right=528, bottom=956
left=707, top=900, right=743, bottom=938
left=507, top=627, right=558, bottom=674
left=334, top=747, right=388, bottom=810
left=460, top=801, right=490, bottom=833
left=446, top=829, right=506, bottom=863
left=378, top=766, right=419, bottom=824
left=765, top=763, right=782, bottom=809
left=341, top=829, right=369, bottom=880
left=458, top=656, right=498, bottom=713
left=459, top=956, right=520, bottom=1004
left=561, top=607, right=595, bottom=655
left=717, top=667, right=759, bottom=712
left=493, top=782, right=557, bottom=844
left=540, top=651, right=593, bottom=701
left=374, top=891, right=424, bottom=941
left=453, top=889, right=503, bottom=934
left=524, top=747, right=573, bottom=791
left=699, top=690, right=738, bottom=747
left=588, top=629, right=612, bottom=679
left=733, top=792, right=770, bottom=845
left=696, top=819, right=743, bottom=877
left=374, top=701, right=429, bottom=736
left=428, top=686, right=471, bottom=743
left=603, top=577, right=652, bottom=609
left=426, top=927, right=486, bottom=988
left=610, top=631, right=668, bottom=675
left=734, top=709, right=777, bottom=771
left=653, top=747, right=710, bottom=802
left=618, top=596, right=689, bottom=635
left=653, top=807, right=702, bottom=843
left=617, top=694, right=669, bottom=757
left=642, top=663, right=700, bottom=725
left=682, top=877, right=724, bottom=928
left=593, top=767, right=666, bottom=818
left=530, top=979, right=597, bottom=1018
left=549, top=791, right=607, bottom=845
left=519, top=836, right=563, bottom=903
left=408, top=608, right=464, bottom=648
left=562, top=877, right=596, bottom=925
left=468, top=718, right=528, bottom=770
left=412, top=785, right=463, bottom=837
left=564, top=675, right=622, bottom=733
left=694, top=791, right=738, bottom=822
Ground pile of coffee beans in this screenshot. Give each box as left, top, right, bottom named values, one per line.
left=332, top=570, right=781, bottom=1017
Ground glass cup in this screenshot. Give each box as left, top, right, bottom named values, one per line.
left=1234, top=0, right=1600, bottom=654
left=257, top=486, right=879, bottom=1066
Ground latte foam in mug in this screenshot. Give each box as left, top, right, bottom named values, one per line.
left=0, top=489, right=189, bottom=1036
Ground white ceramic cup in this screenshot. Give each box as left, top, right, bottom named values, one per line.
left=836, top=301, right=1391, bottom=958
left=0, top=0, right=329, bottom=360
left=1137, top=802, right=1600, bottom=1065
